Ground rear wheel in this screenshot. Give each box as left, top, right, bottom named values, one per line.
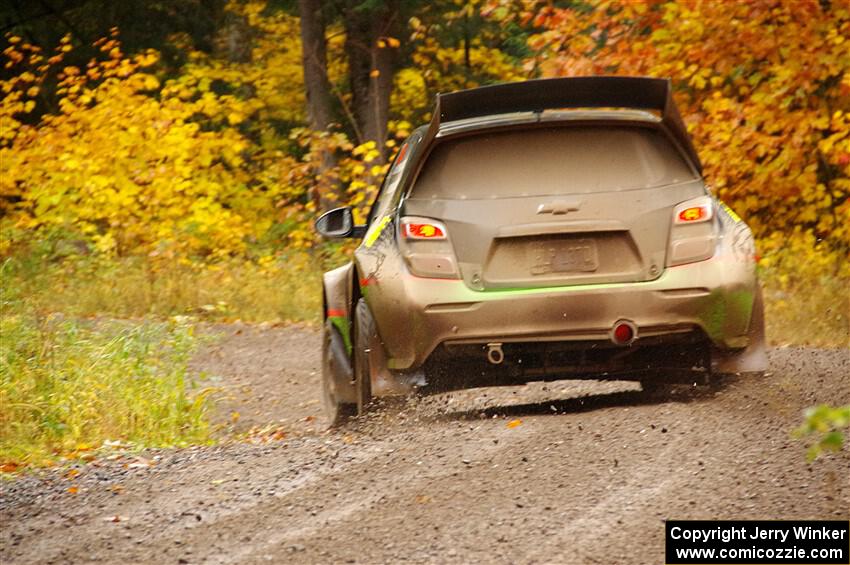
left=354, top=298, right=385, bottom=415
left=321, top=320, right=357, bottom=427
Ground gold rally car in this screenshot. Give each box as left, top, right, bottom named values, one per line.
left=315, top=76, right=767, bottom=426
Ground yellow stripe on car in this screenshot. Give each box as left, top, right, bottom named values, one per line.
left=364, top=215, right=392, bottom=248
left=720, top=201, right=742, bottom=223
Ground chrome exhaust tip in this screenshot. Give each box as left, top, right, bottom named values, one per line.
left=486, top=342, right=504, bottom=364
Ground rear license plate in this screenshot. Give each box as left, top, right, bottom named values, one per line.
left=530, top=238, right=599, bottom=275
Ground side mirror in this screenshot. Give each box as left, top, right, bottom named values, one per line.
left=315, top=206, right=365, bottom=239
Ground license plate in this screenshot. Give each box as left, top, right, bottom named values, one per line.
left=530, top=238, right=598, bottom=275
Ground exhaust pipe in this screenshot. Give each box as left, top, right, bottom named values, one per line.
left=486, top=343, right=504, bottom=365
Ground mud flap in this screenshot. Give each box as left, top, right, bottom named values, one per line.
left=712, top=286, right=768, bottom=375
left=326, top=323, right=357, bottom=404
left=323, top=262, right=355, bottom=352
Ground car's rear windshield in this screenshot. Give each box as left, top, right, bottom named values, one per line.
left=410, top=126, right=697, bottom=199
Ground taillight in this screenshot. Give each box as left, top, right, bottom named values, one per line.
left=399, top=217, right=460, bottom=279
left=674, top=199, right=713, bottom=224
left=667, top=196, right=717, bottom=267
left=403, top=221, right=446, bottom=239
left=677, top=206, right=709, bottom=223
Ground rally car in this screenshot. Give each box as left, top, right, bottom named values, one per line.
left=315, top=76, right=767, bottom=426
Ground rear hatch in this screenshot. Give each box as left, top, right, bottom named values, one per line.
left=402, top=124, right=706, bottom=290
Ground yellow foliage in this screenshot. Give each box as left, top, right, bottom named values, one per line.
left=394, top=32, right=526, bottom=125
left=0, top=2, right=403, bottom=258
left=1, top=33, right=291, bottom=259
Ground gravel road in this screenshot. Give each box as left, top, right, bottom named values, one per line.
left=1, top=325, right=848, bottom=564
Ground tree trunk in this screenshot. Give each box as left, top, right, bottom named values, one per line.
left=343, top=0, right=399, bottom=163
left=221, top=10, right=253, bottom=64
left=298, top=0, right=333, bottom=131
left=298, top=0, right=340, bottom=210
left=217, top=9, right=255, bottom=100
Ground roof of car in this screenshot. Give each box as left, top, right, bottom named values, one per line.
left=418, top=77, right=702, bottom=173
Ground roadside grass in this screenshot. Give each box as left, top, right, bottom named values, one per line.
left=1, top=262, right=214, bottom=469
left=0, top=246, right=342, bottom=470
left=759, top=235, right=849, bottom=349
left=763, top=273, right=849, bottom=348
left=9, top=250, right=330, bottom=324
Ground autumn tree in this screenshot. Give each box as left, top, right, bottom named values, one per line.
left=396, top=0, right=529, bottom=126
left=295, top=0, right=529, bottom=167
left=485, top=0, right=850, bottom=261
left=341, top=0, right=403, bottom=162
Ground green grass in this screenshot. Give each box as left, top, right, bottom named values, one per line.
left=6, top=251, right=330, bottom=324
left=5, top=241, right=848, bottom=344
left=1, top=263, right=214, bottom=468
left=0, top=246, right=341, bottom=468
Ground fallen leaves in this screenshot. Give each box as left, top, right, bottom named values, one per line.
left=1, top=462, right=20, bottom=473
left=102, top=515, right=128, bottom=523
left=507, top=419, right=523, bottom=429
left=244, top=424, right=287, bottom=444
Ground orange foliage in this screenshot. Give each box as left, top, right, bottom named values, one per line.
left=486, top=0, right=850, bottom=258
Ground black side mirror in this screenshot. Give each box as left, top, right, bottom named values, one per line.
left=315, top=207, right=365, bottom=239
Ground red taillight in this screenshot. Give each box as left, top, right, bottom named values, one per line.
left=677, top=206, right=709, bottom=223
left=399, top=216, right=459, bottom=278
left=403, top=222, right=446, bottom=239
left=669, top=197, right=717, bottom=266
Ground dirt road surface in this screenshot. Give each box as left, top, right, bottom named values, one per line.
left=1, top=325, right=848, bottom=564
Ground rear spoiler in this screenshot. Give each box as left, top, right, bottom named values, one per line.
left=425, top=76, right=702, bottom=173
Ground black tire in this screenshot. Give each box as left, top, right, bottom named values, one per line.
left=353, top=298, right=384, bottom=415
left=321, top=320, right=357, bottom=427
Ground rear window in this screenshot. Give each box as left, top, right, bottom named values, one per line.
left=410, top=126, right=697, bottom=199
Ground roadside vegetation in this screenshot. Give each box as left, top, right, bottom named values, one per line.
left=1, top=0, right=847, bottom=469
left=2, top=238, right=330, bottom=324
left=759, top=234, right=849, bottom=349
left=0, top=260, right=212, bottom=469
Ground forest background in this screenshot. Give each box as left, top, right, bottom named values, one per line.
left=1, top=0, right=848, bottom=467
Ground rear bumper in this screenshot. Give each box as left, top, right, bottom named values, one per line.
left=379, top=250, right=758, bottom=370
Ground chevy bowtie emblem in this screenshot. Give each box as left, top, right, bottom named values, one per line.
left=536, top=200, right=582, bottom=215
